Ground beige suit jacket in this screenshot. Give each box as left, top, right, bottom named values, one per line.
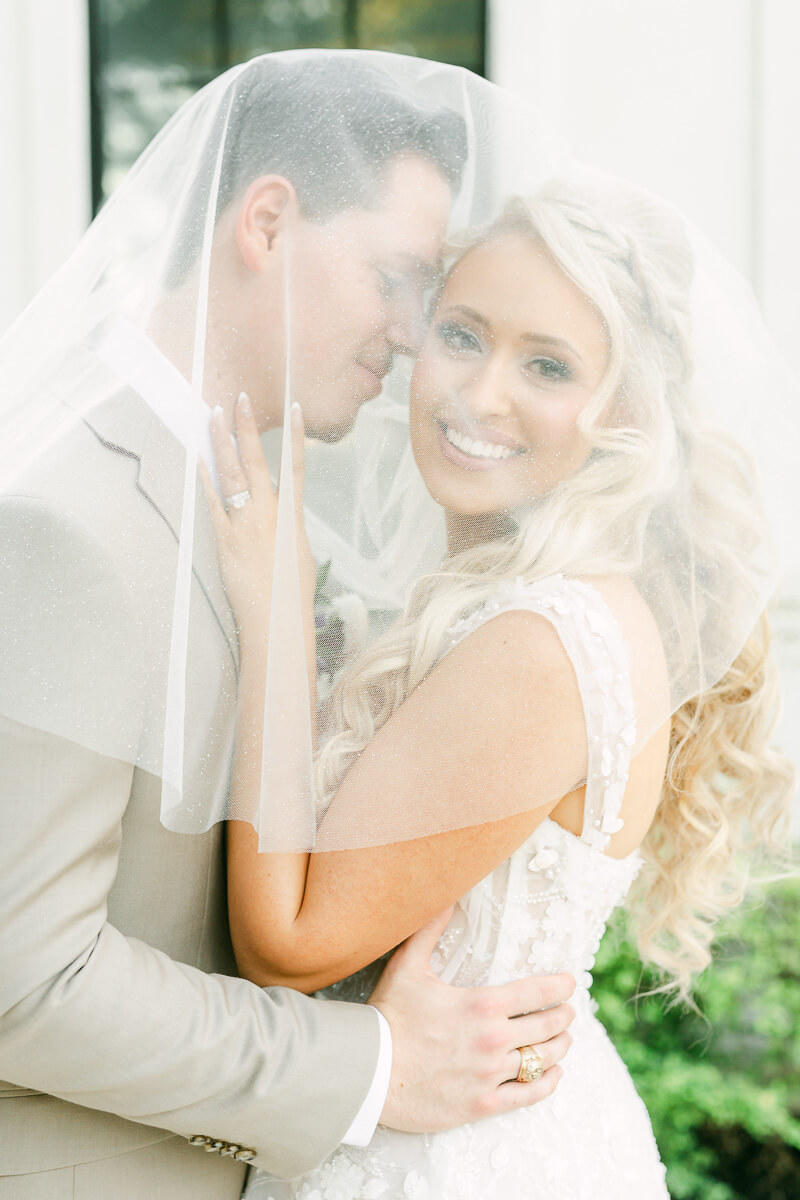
left=0, top=394, right=379, bottom=1184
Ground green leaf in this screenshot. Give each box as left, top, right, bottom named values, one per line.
left=314, top=559, right=332, bottom=602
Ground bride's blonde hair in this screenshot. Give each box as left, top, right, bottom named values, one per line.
left=316, top=182, right=794, bottom=1001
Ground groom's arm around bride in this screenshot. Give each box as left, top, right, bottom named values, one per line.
left=0, top=456, right=575, bottom=1190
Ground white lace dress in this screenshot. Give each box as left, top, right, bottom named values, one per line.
left=245, top=576, right=670, bottom=1199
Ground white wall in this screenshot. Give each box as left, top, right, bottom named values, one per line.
left=0, top=0, right=91, bottom=334
left=488, top=0, right=800, bottom=364
left=759, top=0, right=800, bottom=363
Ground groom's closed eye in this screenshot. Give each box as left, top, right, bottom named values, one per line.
left=378, top=255, right=443, bottom=299
left=376, top=269, right=406, bottom=301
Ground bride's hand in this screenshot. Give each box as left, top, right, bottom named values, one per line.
left=201, top=393, right=314, bottom=645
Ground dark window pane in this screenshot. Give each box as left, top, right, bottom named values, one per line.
left=90, top=0, right=485, bottom=206
left=357, top=0, right=484, bottom=75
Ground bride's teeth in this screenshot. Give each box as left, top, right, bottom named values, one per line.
left=443, top=424, right=515, bottom=460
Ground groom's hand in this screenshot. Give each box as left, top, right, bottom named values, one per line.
left=369, top=908, right=575, bottom=1133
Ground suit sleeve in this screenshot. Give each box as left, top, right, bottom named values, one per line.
left=0, top=497, right=380, bottom=1179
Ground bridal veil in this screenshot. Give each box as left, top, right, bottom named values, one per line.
left=0, top=49, right=795, bottom=850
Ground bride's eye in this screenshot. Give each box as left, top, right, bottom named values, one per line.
left=528, top=356, right=573, bottom=382
left=436, top=321, right=482, bottom=354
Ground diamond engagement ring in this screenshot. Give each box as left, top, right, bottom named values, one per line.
left=224, top=489, right=251, bottom=510
left=516, top=1044, right=545, bottom=1083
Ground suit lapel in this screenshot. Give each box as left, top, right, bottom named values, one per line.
left=83, top=389, right=239, bottom=674
left=137, top=414, right=239, bottom=671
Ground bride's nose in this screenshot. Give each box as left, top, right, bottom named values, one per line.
left=457, top=353, right=516, bottom=421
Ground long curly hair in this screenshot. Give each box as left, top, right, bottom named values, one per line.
left=316, top=179, right=795, bottom=1000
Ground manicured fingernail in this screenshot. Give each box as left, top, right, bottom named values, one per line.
left=211, top=405, right=225, bottom=426
left=238, top=392, right=252, bottom=416
left=291, top=401, right=303, bottom=424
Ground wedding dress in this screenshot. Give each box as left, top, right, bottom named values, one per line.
left=245, top=574, right=670, bottom=1199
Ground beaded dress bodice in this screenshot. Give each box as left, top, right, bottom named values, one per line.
left=246, top=576, right=669, bottom=1199
left=430, top=574, right=642, bottom=998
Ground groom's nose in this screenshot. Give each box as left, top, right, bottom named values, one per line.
left=386, top=314, right=425, bottom=357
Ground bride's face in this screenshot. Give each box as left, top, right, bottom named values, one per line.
left=409, top=232, right=609, bottom=520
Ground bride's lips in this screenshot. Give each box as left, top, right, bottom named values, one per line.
left=434, top=417, right=526, bottom=472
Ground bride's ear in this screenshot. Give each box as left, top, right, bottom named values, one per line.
left=235, top=175, right=298, bottom=272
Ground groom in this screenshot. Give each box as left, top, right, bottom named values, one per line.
left=0, top=56, right=574, bottom=1199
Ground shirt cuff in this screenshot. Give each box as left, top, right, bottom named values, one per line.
left=340, top=1006, right=392, bottom=1146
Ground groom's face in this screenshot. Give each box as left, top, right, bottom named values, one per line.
left=279, top=154, right=452, bottom=440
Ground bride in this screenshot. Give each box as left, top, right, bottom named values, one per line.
left=206, top=177, right=793, bottom=1197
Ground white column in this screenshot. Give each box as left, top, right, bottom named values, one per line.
left=0, top=0, right=91, bottom=334
left=759, top=0, right=800, bottom=364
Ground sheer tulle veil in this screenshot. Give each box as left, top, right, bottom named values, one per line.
left=0, top=48, right=796, bottom=851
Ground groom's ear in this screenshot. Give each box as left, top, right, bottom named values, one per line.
left=235, top=175, right=298, bottom=272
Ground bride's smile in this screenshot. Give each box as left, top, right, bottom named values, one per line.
left=435, top=415, right=526, bottom=466
left=409, top=231, right=609, bottom=521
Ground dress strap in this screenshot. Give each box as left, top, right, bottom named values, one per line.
left=445, top=575, right=637, bottom=852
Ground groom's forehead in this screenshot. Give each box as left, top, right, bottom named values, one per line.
left=337, top=153, right=453, bottom=270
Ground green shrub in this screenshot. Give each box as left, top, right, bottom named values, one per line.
left=592, top=877, right=800, bottom=1200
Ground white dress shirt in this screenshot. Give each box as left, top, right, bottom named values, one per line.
left=342, top=1008, right=392, bottom=1144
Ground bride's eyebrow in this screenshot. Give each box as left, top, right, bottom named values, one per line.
left=447, top=304, right=489, bottom=326
left=520, top=331, right=584, bottom=363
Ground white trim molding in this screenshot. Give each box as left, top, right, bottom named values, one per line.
left=0, top=0, right=91, bottom=334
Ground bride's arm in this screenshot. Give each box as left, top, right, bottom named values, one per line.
left=228, top=607, right=587, bottom=993
left=206, top=399, right=587, bottom=994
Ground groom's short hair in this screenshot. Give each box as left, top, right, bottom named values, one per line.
left=219, top=55, right=467, bottom=217
left=167, top=54, right=467, bottom=285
